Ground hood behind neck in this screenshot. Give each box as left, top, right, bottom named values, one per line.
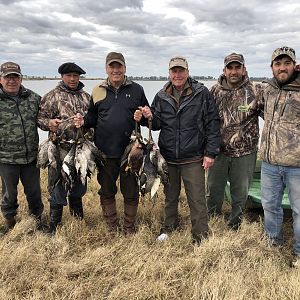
left=218, top=72, right=250, bottom=90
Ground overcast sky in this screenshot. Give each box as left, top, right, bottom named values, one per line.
left=0, top=0, right=299, bottom=78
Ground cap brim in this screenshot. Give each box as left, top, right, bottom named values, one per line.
left=1, top=71, right=22, bottom=77
left=272, top=54, right=295, bottom=62
left=224, top=60, right=243, bottom=67
left=106, top=59, right=125, bottom=66
left=169, top=63, right=188, bottom=70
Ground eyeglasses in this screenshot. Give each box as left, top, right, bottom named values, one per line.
left=2, top=74, right=21, bottom=81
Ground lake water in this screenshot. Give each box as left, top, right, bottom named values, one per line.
left=25, top=79, right=217, bottom=143
left=24, top=80, right=263, bottom=144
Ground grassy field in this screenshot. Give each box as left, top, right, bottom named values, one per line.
left=0, top=170, right=299, bottom=300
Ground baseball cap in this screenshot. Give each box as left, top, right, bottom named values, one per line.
left=0, top=61, right=22, bottom=77
left=271, top=46, right=296, bottom=62
left=106, top=52, right=125, bottom=66
left=169, top=56, right=188, bottom=70
left=224, top=53, right=245, bottom=67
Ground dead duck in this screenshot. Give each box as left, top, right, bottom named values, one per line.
left=139, top=142, right=161, bottom=199
left=121, top=123, right=145, bottom=175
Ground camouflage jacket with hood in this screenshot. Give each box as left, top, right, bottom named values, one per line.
left=0, top=85, right=40, bottom=164
left=38, top=81, right=91, bottom=146
left=210, top=73, right=263, bottom=157
left=260, top=71, right=300, bottom=167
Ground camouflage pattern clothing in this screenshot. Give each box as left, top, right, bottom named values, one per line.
left=210, top=73, right=263, bottom=157
left=0, top=85, right=40, bottom=164
left=37, top=81, right=91, bottom=206
left=260, top=71, right=300, bottom=167
left=37, top=81, right=91, bottom=145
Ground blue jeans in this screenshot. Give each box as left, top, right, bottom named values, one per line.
left=261, top=161, right=300, bottom=254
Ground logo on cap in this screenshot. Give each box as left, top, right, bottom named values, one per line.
left=224, top=53, right=245, bottom=67
left=0, top=62, right=22, bottom=77
left=169, top=56, right=189, bottom=70
left=271, top=46, right=296, bottom=62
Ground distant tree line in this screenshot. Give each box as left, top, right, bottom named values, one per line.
left=22, top=75, right=270, bottom=81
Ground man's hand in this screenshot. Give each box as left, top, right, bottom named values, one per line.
left=140, top=106, right=153, bottom=119
left=202, top=156, right=215, bottom=170
left=134, top=109, right=143, bottom=122
left=48, top=119, right=61, bottom=132
left=74, top=113, right=84, bottom=128
left=134, top=106, right=153, bottom=121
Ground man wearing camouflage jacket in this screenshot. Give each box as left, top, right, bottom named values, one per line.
left=0, top=62, right=44, bottom=232
left=38, top=62, right=91, bottom=232
left=206, top=53, right=263, bottom=229
left=260, top=47, right=300, bottom=267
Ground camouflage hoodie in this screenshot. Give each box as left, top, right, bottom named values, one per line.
left=0, top=85, right=40, bottom=164
left=210, top=73, right=263, bottom=157
left=38, top=81, right=91, bottom=145
left=260, top=71, right=300, bottom=167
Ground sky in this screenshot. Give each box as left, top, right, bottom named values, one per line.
left=0, top=0, right=300, bottom=78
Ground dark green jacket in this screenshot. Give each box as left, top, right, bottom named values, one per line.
left=0, top=85, right=40, bottom=164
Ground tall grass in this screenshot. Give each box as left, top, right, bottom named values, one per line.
left=0, top=170, right=299, bottom=300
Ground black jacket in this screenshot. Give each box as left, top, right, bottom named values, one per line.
left=84, top=78, right=149, bottom=158
left=151, top=78, right=220, bottom=163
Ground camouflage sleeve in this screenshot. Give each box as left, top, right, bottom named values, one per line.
left=83, top=97, right=98, bottom=129
left=254, top=82, right=265, bottom=119
left=37, top=90, right=59, bottom=131
left=203, top=88, right=221, bottom=158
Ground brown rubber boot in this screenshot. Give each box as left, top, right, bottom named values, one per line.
left=100, top=197, right=118, bottom=231
left=123, top=198, right=139, bottom=235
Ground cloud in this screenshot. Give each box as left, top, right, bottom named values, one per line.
left=0, top=0, right=300, bottom=77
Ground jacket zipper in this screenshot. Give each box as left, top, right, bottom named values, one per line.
left=16, top=102, right=29, bottom=163
left=266, top=90, right=281, bottom=162
left=280, top=91, right=292, bottom=117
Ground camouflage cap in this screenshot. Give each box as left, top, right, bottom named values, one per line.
left=271, top=46, right=296, bottom=63
left=106, top=52, right=125, bottom=66
left=0, top=61, right=22, bottom=77
left=169, top=56, right=188, bottom=70
left=224, top=53, right=244, bottom=67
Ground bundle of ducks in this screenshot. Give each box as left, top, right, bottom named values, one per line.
left=121, top=122, right=169, bottom=199
left=37, top=136, right=105, bottom=194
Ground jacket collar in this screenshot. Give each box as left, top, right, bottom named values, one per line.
left=264, top=71, right=300, bottom=91
left=0, top=85, right=30, bottom=99
left=217, top=72, right=250, bottom=90
left=58, top=80, right=85, bottom=92
left=100, top=76, right=132, bottom=89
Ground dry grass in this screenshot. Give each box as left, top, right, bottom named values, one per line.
left=0, top=170, right=299, bottom=300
